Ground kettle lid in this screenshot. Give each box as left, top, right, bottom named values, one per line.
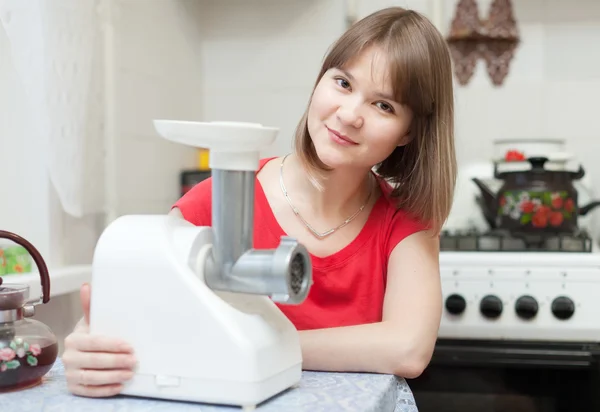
left=495, top=154, right=580, bottom=175
left=0, top=283, right=29, bottom=311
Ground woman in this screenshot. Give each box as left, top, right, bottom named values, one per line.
left=63, top=6, right=456, bottom=397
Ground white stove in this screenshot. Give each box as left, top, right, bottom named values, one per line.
left=438, top=161, right=600, bottom=344
left=417, top=157, right=600, bottom=410
left=438, top=231, right=600, bottom=343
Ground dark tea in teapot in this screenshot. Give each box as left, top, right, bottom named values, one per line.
left=0, top=319, right=58, bottom=391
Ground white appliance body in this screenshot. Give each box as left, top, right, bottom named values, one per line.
left=90, top=215, right=303, bottom=407
left=89, top=121, right=311, bottom=409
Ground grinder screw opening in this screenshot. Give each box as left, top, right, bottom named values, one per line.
left=269, top=237, right=312, bottom=305
left=290, top=253, right=307, bottom=296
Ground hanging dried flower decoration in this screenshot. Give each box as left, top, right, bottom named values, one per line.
left=447, top=0, right=520, bottom=86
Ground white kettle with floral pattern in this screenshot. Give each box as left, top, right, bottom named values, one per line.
left=0, top=230, right=57, bottom=392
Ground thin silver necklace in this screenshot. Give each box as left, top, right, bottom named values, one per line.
left=279, top=154, right=373, bottom=239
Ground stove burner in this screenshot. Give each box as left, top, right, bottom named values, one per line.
left=440, top=229, right=593, bottom=252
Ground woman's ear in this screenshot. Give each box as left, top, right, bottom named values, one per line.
left=397, top=111, right=414, bottom=147
left=397, top=130, right=413, bottom=147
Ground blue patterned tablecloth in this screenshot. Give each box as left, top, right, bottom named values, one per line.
left=0, top=359, right=418, bottom=412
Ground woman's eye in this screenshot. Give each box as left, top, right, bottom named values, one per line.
left=375, top=102, right=394, bottom=113
left=335, top=78, right=351, bottom=89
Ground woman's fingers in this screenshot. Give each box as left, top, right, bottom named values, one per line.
left=62, top=350, right=137, bottom=370
left=64, top=333, right=134, bottom=354
left=65, top=368, right=134, bottom=386
left=67, top=382, right=124, bottom=398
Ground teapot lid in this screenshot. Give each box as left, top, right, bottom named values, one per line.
left=495, top=156, right=585, bottom=181
left=0, top=283, right=29, bottom=311
left=495, top=155, right=580, bottom=174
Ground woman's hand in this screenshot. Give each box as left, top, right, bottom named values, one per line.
left=62, top=283, right=137, bottom=397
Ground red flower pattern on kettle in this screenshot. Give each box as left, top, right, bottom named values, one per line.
left=499, top=191, right=575, bottom=229
left=564, top=198, right=574, bottom=213
left=532, top=212, right=548, bottom=228
left=520, top=201, right=535, bottom=214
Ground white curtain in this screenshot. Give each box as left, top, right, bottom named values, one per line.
left=0, top=0, right=106, bottom=218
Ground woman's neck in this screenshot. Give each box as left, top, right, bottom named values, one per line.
left=281, top=153, right=375, bottom=220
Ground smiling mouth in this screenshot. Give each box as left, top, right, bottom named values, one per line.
left=326, top=126, right=357, bottom=145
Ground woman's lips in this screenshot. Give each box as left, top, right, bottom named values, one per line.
left=326, top=126, right=358, bottom=146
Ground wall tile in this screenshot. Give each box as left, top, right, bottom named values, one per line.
left=543, top=0, right=600, bottom=24
left=116, top=0, right=204, bottom=79
left=113, top=0, right=203, bottom=217
left=543, top=25, right=600, bottom=81
left=198, top=0, right=344, bottom=39
left=117, top=137, right=193, bottom=206
left=118, top=198, right=178, bottom=217
left=117, top=71, right=203, bottom=138
left=197, top=0, right=345, bottom=94
left=454, top=83, right=545, bottom=164
left=542, top=81, right=600, bottom=140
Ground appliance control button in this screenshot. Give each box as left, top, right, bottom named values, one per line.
left=445, top=294, right=467, bottom=315
left=480, top=295, right=503, bottom=319
left=551, top=296, right=575, bottom=320
left=515, top=295, right=538, bottom=320
left=155, top=374, right=181, bottom=387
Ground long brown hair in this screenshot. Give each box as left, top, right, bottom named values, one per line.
left=293, top=7, right=456, bottom=234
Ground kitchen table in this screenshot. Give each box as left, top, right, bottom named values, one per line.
left=0, top=359, right=419, bottom=412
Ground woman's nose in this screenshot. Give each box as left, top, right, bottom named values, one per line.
left=336, top=100, right=363, bottom=129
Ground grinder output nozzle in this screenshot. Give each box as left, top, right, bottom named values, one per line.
left=258, top=236, right=311, bottom=304
left=204, top=236, right=312, bottom=305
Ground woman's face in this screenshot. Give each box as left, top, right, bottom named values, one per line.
left=307, top=45, right=413, bottom=171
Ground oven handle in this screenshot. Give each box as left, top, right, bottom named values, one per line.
left=432, top=340, right=600, bottom=369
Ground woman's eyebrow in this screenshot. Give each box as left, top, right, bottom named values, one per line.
left=374, top=91, right=395, bottom=101
left=338, top=68, right=356, bottom=81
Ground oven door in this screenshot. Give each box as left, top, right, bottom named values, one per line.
left=410, top=339, right=600, bottom=412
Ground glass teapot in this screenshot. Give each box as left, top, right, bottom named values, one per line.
left=0, top=230, right=57, bottom=392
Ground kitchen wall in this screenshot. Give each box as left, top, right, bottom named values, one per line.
left=111, top=0, right=202, bottom=216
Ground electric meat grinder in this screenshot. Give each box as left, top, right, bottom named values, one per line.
left=89, top=121, right=312, bottom=408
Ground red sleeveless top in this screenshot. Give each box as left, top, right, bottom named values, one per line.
left=173, top=158, right=427, bottom=330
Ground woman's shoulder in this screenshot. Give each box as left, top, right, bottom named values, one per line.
left=258, top=156, right=279, bottom=173
left=373, top=176, right=430, bottom=256
left=172, top=177, right=212, bottom=226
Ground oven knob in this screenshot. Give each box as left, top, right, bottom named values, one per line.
left=445, top=294, right=466, bottom=315
left=515, top=295, right=538, bottom=320
left=480, top=295, right=503, bottom=319
left=551, top=296, right=575, bottom=320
